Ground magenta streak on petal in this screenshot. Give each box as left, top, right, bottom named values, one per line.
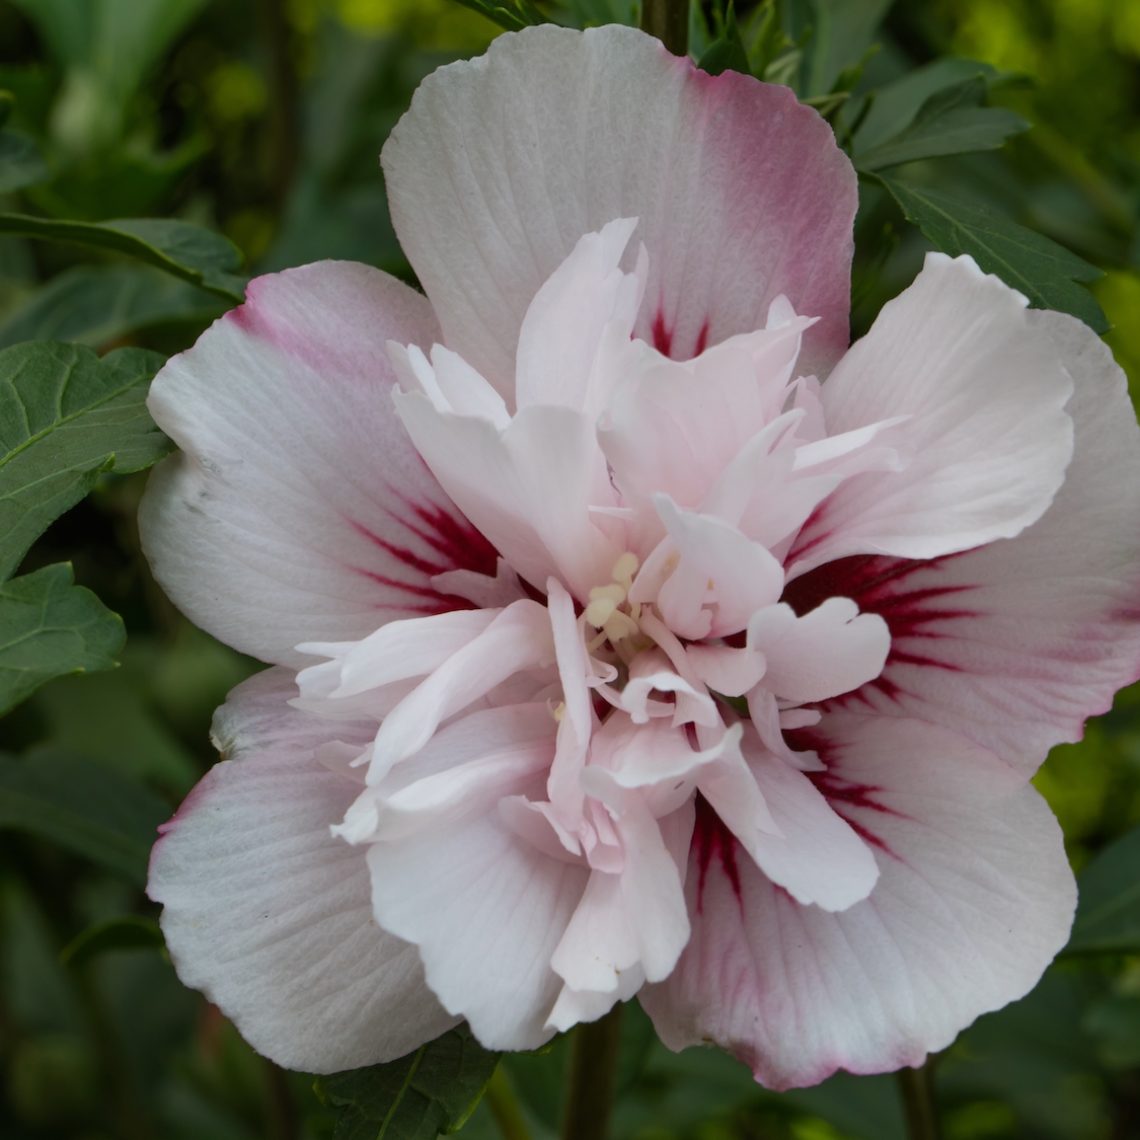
left=348, top=498, right=500, bottom=615
left=806, top=770, right=901, bottom=860
left=784, top=503, right=830, bottom=566
left=782, top=555, right=981, bottom=704
left=693, top=320, right=710, bottom=357
left=693, top=795, right=743, bottom=913
left=651, top=310, right=674, bottom=357
left=401, top=499, right=499, bottom=578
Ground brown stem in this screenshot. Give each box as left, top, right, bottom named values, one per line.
left=561, top=1004, right=624, bottom=1140
left=255, top=0, right=300, bottom=213
left=898, top=1063, right=942, bottom=1140
left=640, top=0, right=689, bottom=57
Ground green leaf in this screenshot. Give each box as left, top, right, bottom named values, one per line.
left=0, top=213, right=246, bottom=301
left=851, top=57, right=1009, bottom=153
left=0, top=745, right=167, bottom=883
left=446, top=0, right=546, bottom=32
left=0, top=130, right=48, bottom=193
left=877, top=176, right=1108, bottom=332
left=1065, top=825, right=1140, bottom=954
left=0, top=563, right=124, bottom=714
left=316, top=1026, right=501, bottom=1140
left=697, top=3, right=751, bottom=77
left=0, top=341, right=170, bottom=579
left=61, top=916, right=164, bottom=968
left=855, top=77, right=1028, bottom=171
left=804, top=0, right=893, bottom=97
left=0, top=265, right=222, bottom=349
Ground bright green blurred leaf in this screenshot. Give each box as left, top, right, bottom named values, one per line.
left=855, top=77, right=1028, bottom=171
left=0, top=265, right=222, bottom=349
left=1067, top=825, right=1140, bottom=955
left=61, top=915, right=164, bottom=968
left=0, top=746, right=168, bottom=883
left=0, top=341, right=169, bottom=579
left=0, top=129, right=48, bottom=193
left=316, top=1025, right=501, bottom=1140
left=877, top=176, right=1108, bottom=332
left=0, top=564, right=124, bottom=714
left=0, top=214, right=246, bottom=301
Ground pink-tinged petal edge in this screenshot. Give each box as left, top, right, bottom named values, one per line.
left=785, top=311, right=1140, bottom=773
left=642, top=714, right=1075, bottom=1090
left=148, top=669, right=456, bottom=1073
left=140, top=261, right=498, bottom=668
left=383, top=23, right=857, bottom=397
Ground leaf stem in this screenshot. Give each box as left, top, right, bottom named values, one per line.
left=485, top=1066, right=532, bottom=1140
left=640, top=0, right=690, bottom=57
left=561, top=1004, right=624, bottom=1140
left=897, top=1064, right=942, bottom=1140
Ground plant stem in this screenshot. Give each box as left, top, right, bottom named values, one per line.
left=485, top=1066, right=532, bottom=1140
left=640, top=0, right=690, bottom=57
left=561, top=1004, right=624, bottom=1140
left=897, top=1064, right=942, bottom=1140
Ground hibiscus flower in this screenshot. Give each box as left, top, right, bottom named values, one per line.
left=141, top=24, right=1140, bottom=1089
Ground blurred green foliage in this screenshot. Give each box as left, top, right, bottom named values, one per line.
left=0, top=1, right=1138, bottom=1138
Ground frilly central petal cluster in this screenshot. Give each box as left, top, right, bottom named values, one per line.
left=287, top=221, right=949, bottom=1038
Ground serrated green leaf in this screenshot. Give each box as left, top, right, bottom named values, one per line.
left=0, top=265, right=222, bottom=349
left=0, top=341, right=170, bottom=579
left=0, top=213, right=246, bottom=300
left=855, top=77, right=1028, bottom=171
left=0, top=130, right=48, bottom=193
left=877, top=176, right=1108, bottom=332
left=0, top=744, right=167, bottom=882
left=1065, top=826, right=1140, bottom=955
left=0, top=563, right=124, bottom=715
left=317, top=1025, right=500, bottom=1140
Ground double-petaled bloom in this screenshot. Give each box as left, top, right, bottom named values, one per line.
left=142, top=25, right=1140, bottom=1089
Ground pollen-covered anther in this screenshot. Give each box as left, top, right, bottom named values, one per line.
left=583, top=552, right=644, bottom=648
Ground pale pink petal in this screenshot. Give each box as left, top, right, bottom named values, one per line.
left=348, top=704, right=557, bottom=843
left=367, top=789, right=589, bottom=1050
left=383, top=24, right=856, bottom=392
left=790, top=254, right=1074, bottom=571
left=546, top=578, right=593, bottom=825
left=600, top=327, right=810, bottom=535
left=730, top=735, right=879, bottom=911
left=395, top=393, right=622, bottom=598
left=391, top=342, right=511, bottom=427
left=747, top=598, right=890, bottom=704
left=634, top=498, right=785, bottom=639
left=140, top=262, right=497, bottom=667
left=552, top=799, right=689, bottom=1000
left=147, top=669, right=455, bottom=1073
left=797, top=312, right=1140, bottom=772
left=643, top=715, right=1075, bottom=1090
left=516, top=218, right=647, bottom=416
left=296, top=608, right=499, bottom=702
left=367, top=599, right=555, bottom=776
